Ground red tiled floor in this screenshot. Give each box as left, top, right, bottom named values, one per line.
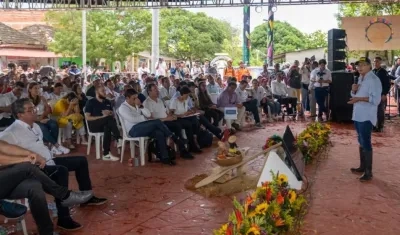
left=2, top=115, right=400, bottom=234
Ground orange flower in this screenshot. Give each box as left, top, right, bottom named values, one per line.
left=245, top=195, right=253, bottom=215
left=275, top=218, right=285, bottom=226
left=276, top=192, right=284, bottom=205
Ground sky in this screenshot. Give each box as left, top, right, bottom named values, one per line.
left=189, top=4, right=339, bottom=34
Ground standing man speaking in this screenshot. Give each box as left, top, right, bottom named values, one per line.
left=348, top=57, right=382, bottom=182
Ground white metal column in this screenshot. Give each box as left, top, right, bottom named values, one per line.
left=151, top=9, right=160, bottom=74
left=82, top=10, right=87, bottom=81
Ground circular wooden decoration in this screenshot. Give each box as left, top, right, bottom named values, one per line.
left=365, top=17, right=393, bottom=43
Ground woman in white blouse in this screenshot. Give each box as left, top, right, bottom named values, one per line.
left=28, top=82, right=70, bottom=155
left=169, top=86, right=202, bottom=153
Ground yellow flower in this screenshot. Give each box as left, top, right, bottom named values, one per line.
left=255, top=202, right=268, bottom=214
left=218, top=223, right=228, bottom=233
left=278, top=174, right=288, bottom=185
left=248, top=211, right=257, bottom=218
left=288, top=190, right=297, bottom=204
left=303, top=133, right=312, bottom=138
left=246, top=225, right=261, bottom=235
left=272, top=205, right=281, bottom=215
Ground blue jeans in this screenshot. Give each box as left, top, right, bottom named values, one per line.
left=354, top=121, right=373, bottom=151
left=262, top=100, right=281, bottom=115
left=301, top=86, right=310, bottom=112
left=37, top=119, right=59, bottom=145
left=129, top=119, right=172, bottom=160
left=314, top=87, right=329, bottom=116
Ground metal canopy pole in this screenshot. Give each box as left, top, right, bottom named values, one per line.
left=242, top=1, right=250, bottom=65
left=151, top=9, right=160, bottom=74
left=266, top=1, right=274, bottom=66
left=82, top=10, right=87, bottom=82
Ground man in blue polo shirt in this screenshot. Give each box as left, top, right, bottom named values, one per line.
left=85, top=85, right=122, bottom=161
left=348, top=57, right=382, bottom=182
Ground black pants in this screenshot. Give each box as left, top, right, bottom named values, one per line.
left=44, top=156, right=92, bottom=220
left=88, top=115, right=121, bottom=155
left=273, top=95, right=297, bottom=115
left=198, top=115, right=222, bottom=138
left=243, top=99, right=261, bottom=123
left=0, top=117, right=14, bottom=127
left=129, top=120, right=172, bottom=160
left=0, top=163, right=69, bottom=235
left=377, top=99, right=385, bottom=129
left=177, top=117, right=198, bottom=150
left=203, top=108, right=224, bottom=126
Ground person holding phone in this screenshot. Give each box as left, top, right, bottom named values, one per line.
left=309, top=59, right=332, bottom=121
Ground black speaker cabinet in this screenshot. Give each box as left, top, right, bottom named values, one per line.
left=329, top=71, right=354, bottom=122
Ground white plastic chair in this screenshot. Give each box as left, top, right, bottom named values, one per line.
left=57, top=127, right=81, bottom=145
left=84, top=115, right=104, bottom=160
left=3, top=199, right=28, bottom=235
left=116, top=112, right=149, bottom=165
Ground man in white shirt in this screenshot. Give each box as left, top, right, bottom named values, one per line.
left=0, top=98, right=106, bottom=231
left=0, top=81, right=25, bottom=127
left=155, top=58, right=167, bottom=77
left=191, top=61, right=203, bottom=79
left=235, top=80, right=263, bottom=128
left=159, top=76, right=176, bottom=107
left=138, top=62, right=150, bottom=79
left=309, top=59, right=332, bottom=120
left=300, top=58, right=312, bottom=116
left=271, top=72, right=297, bottom=115
left=118, top=88, right=185, bottom=165
left=206, top=75, right=221, bottom=95
left=143, top=84, right=199, bottom=155
left=0, top=141, right=94, bottom=234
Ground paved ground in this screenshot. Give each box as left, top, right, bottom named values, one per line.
left=1, top=114, right=400, bottom=235
left=303, top=118, right=400, bottom=235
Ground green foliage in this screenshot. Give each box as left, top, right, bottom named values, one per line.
left=159, top=9, right=231, bottom=61
left=46, top=10, right=151, bottom=64
left=251, top=21, right=308, bottom=55
left=305, top=30, right=328, bottom=49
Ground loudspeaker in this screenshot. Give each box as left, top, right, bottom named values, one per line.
left=328, top=29, right=347, bottom=71
left=329, top=71, right=354, bottom=122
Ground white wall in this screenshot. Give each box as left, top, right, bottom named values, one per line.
left=285, top=48, right=326, bottom=64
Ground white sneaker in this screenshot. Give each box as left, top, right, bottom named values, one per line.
left=51, top=146, right=63, bottom=155
left=57, top=145, right=70, bottom=154
left=117, top=139, right=123, bottom=148
left=80, top=140, right=88, bottom=145
left=102, top=153, right=120, bottom=161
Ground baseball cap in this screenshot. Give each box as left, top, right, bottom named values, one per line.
left=355, top=57, right=371, bottom=66
left=91, top=74, right=100, bottom=82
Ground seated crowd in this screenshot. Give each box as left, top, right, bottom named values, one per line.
left=0, top=60, right=311, bottom=234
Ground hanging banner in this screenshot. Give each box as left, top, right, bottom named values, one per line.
left=341, top=15, right=400, bottom=51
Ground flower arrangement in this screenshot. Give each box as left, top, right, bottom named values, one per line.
left=296, top=122, right=331, bottom=164
left=214, top=172, right=306, bottom=235
left=262, top=135, right=283, bottom=150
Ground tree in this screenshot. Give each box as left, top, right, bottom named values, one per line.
left=305, top=30, right=327, bottom=49
left=45, top=10, right=152, bottom=64
left=220, top=26, right=242, bottom=65
left=159, top=9, right=231, bottom=63
left=250, top=21, right=308, bottom=56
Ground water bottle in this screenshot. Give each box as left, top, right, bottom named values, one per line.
left=134, top=158, right=139, bottom=167
left=48, top=202, right=58, bottom=218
